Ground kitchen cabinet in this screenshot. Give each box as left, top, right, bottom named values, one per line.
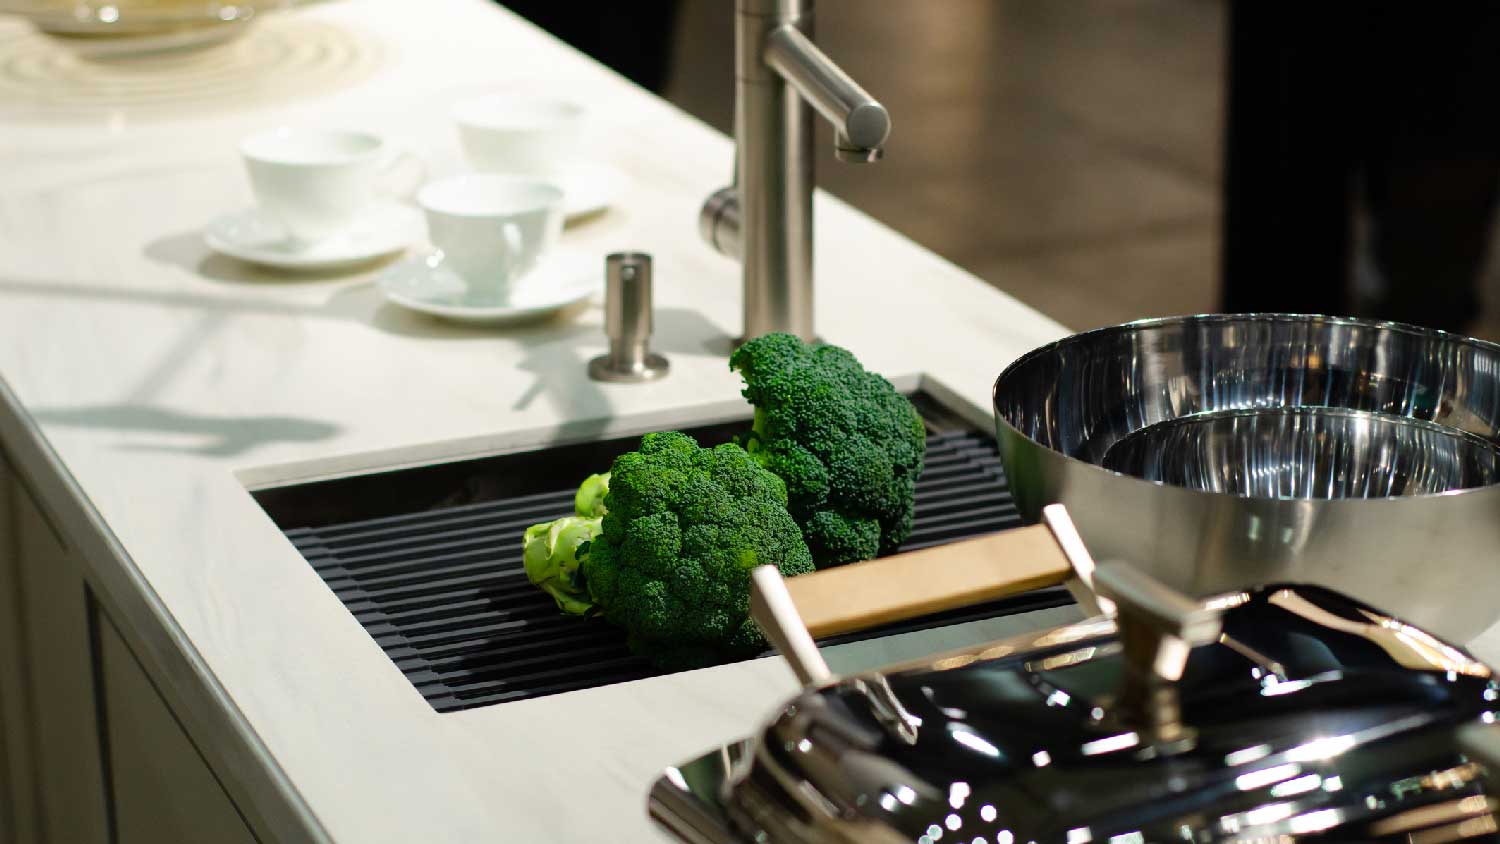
left=98, top=617, right=259, bottom=844
left=0, top=449, right=38, bottom=844
left=9, top=455, right=109, bottom=844
left=0, top=450, right=256, bottom=844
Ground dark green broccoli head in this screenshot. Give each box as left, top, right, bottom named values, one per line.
left=730, top=333, right=926, bottom=567
left=584, top=431, right=815, bottom=670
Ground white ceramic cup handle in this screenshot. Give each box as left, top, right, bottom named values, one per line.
left=376, top=147, right=426, bottom=202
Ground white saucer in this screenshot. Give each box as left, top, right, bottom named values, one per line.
left=555, top=163, right=625, bottom=221
left=204, top=201, right=420, bottom=271
left=377, top=248, right=598, bottom=325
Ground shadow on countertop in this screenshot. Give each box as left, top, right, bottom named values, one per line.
left=7, top=237, right=744, bottom=455
left=26, top=404, right=341, bottom=458
left=139, top=228, right=742, bottom=356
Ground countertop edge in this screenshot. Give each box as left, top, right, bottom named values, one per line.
left=0, top=372, right=330, bottom=844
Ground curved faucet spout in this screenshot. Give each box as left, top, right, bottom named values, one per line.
left=763, top=24, right=890, bottom=161
left=700, top=0, right=892, bottom=342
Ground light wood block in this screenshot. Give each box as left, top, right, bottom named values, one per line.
left=786, top=526, right=1072, bottom=638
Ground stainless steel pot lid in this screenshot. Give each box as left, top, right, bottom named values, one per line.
left=655, top=583, right=1499, bottom=844
left=652, top=511, right=1500, bottom=844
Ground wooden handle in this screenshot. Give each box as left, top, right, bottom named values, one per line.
left=783, top=525, right=1074, bottom=639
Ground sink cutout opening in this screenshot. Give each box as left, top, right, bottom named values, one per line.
left=252, top=389, right=1069, bottom=713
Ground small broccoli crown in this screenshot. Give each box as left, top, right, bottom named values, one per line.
left=801, top=510, right=881, bottom=564
left=760, top=442, right=828, bottom=512
left=730, top=333, right=927, bottom=567
left=584, top=431, right=815, bottom=668
left=521, top=515, right=602, bottom=615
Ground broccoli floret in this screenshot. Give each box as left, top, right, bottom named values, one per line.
left=730, top=333, right=926, bottom=567
left=583, top=431, right=815, bottom=669
left=522, top=515, right=600, bottom=615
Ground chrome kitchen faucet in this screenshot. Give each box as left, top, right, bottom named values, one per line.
left=699, top=0, right=891, bottom=343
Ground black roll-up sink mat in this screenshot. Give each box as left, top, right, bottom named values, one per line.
left=261, top=393, right=1070, bottom=713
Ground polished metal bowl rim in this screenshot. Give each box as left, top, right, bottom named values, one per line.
left=993, top=312, right=1500, bottom=504
left=1118, top=405, right=1500, bottom=450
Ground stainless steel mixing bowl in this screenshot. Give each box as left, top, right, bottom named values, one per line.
left=992, top=313, right=1500, bottom=643
left=1101, top=406, right=1500, bottom=498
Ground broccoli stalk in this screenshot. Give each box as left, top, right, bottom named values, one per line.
left=729, top=333, right=927, bottom=568
left=522, top=432, right=815, bottom=669
left=523, top=471, right=611, bottom=614
left=522, top=515, right=600, bottom=615
left=574, top=472, right=610, bottom=518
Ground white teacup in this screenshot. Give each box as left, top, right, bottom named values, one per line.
left=241, top=127, right=417, bottom=245
left=452, top=95, right=585, bottom=178
left=418, top=174, right=565, bottom=304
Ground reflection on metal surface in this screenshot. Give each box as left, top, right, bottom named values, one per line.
left=1284, top=808, right=1342, bottom=834
left=1369, top=796, right=1497, bottom=836
left=1102, top=407, right=1500, bottom=498
left=1032, top=617, right=1116, bottom=648
left=1224, top=743, right=1272, bottom=766
left=653, top=584, right=1500, bottom=844
left=852, top=674, right=923, bottom=746
left=0, top=14, right=385, bottom=120
left=932, top=653, right=981, bottom=671
left=1269, top=588, right=1491, bottom=676
left=1269, top=773, right=1323, bottom=798
left=1425, top=764, right=1486, bottom=792
left=1204, top=591, right=1253, bottom=612
left=1234, top=763, right=1301, bottom=791
left=1078, top=731, right=1139, bottom=756
left=995, top=315, right=1500, bottom=465
left=948, top=724, right=1001, bottom=758
left=1410, top=815, right=1500, bottom=844
left=1034, top=646, right=1098, bottom=671
left=1218, top=631, right=1288, bottom=682
left=992, top=314, right=1500, bottom=644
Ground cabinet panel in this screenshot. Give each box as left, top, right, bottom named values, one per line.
left=13, top=468, right=109, bottom=844
left=99, top=617, right=258, bottom=844
left=0, top=451, right=38, bottom=844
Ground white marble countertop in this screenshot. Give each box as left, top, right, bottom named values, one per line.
left=0, top=1, right=1073, bottom=840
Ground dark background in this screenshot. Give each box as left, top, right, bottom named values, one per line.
left=507, top=0, right=1500, bottom=339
